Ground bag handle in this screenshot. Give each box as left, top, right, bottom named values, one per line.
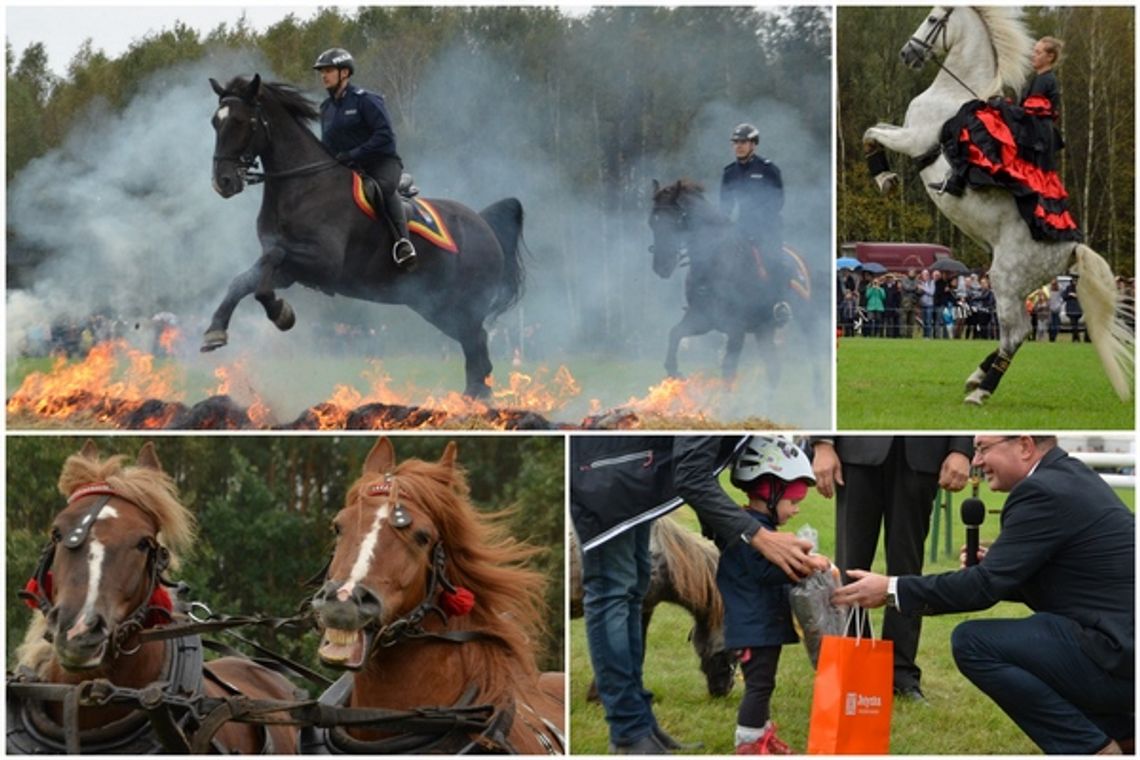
left=843, top=604, right=881, bottom=648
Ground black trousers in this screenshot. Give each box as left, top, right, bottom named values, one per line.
left=835, top=438, right=939, bottom=692
left=737, top=646, right=782, bottom=728
left=363, top=155, right=409, bottom=239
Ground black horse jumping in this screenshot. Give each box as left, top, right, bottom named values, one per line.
left=206, top=75, right=525, bottom=398
left=649, top=179, right=811, bottom=384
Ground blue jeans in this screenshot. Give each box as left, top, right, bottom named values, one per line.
left=952, top=613, right=1134, bottom=754
left=581, top=522, right=655, bottom=747
left=921, top=304, right=934, bottom=337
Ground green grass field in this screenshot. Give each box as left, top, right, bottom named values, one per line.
left=569, top=481, right=1136, bottom=755
left=837, top=337, right=1134, bottom=429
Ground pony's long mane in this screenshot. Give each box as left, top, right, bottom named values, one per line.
left=347, top=458, right=549, bottom=708
left=971, top=7, right=1033, bottom=96
left=18, top=450, right=197, bottom=674
left=653, top=517, right=724, bottom=624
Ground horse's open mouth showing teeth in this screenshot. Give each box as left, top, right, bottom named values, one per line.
left=318, top=627, right=371, bottom=670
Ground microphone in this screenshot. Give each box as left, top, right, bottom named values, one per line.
left=960, top=497, right=986, bottom=567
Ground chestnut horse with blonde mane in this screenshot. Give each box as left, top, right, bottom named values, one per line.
left=309, top=437, right=565, bottom=754
left=10, top=440, right=298, bottom=754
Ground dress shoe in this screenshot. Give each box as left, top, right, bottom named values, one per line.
left=609, top=733, right=671, bottom=755
left=894, top=685, right=929, bottom=704
left=654, top=725, right=702, bottom=751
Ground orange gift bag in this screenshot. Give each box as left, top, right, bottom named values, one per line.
left=806, top=608, right=894, bottom=755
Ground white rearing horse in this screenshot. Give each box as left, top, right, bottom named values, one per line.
left=863, top=6, right=1133, bottom=405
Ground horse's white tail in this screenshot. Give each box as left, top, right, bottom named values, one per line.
left=1074, top=244, right=1134, bottom=400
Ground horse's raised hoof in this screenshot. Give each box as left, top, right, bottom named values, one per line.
left=273, top=301, right=295, bottom=332
left=964, top=368, right=986, bottom=392
left=964, top=388, right=991, bottom=406
left=465, top=384, right=492, bottom=401
left=874, top=171, right=899, bottom=194
left=200, top=330, right=228, bottom=352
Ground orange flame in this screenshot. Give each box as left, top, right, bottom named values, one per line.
left=158, top=326, right=182, bottom=356
left=7, top=340, right=183, bottom=424
left=211, top=359, right=275, bottom=427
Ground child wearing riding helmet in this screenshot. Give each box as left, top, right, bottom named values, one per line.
left=716, top=436, right=829, bottom=755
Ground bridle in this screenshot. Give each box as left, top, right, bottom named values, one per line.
left=20, top=486, right=174, bottom=659
left=648, top=199, right=692, bottom=266
left=212, top=95, right=270, bottom=183
left=909, top=6, right=954, bottom=57
left=320, top=476, right=500, bottom=660
left=906, top=7, right=985, bottom=100
left=212, top=93, right=340, bottom=185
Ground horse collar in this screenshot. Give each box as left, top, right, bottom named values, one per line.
left=6, top=634, right=206, bottom=755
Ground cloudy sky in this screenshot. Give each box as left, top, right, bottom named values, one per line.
left=6, top=5, right=321, bottom=77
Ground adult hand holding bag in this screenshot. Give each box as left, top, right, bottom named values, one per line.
left=806, top=606, right=894, bottom=754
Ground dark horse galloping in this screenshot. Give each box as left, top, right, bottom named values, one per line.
left=206, top=75, right=525, bottom=398
left=648, top=179, right=809, bottom=384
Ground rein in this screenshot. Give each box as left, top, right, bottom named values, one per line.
left=7, top=674, right=504, bottom=755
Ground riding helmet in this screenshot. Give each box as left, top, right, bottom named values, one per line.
left=312, top=47, right=355, bottom=74
left=731, top=123, right=760, bottom=144
left=730, top=436, right=815, bottom=490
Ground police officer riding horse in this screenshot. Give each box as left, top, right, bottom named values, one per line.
left=313, top=47, right=417, bottom=270
left=720, top=123, right=792, bottom=325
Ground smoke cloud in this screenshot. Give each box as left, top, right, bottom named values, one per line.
left=7, top=16, right=832, bottom=428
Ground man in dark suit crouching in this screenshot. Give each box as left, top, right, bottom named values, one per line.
left=834, top=435, right=1134, bottom=755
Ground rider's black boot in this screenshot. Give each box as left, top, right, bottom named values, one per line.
left=383, top=189, right=418, bottom=271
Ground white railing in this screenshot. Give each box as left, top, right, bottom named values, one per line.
left=1070, top=451, right=1135, bottom=489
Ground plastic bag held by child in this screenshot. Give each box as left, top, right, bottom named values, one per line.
left=790, top=527, right=849, bottom=669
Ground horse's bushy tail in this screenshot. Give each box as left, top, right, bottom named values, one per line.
left=1074, top=244, right=1133, bottom=400
left=479, top=198, right=527, bottom=319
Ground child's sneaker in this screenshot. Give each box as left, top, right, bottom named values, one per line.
left=735, top=723, right=794, bottom=755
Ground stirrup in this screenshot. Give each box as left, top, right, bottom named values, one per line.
left=772, top=301, right=792, bottom=327
left=392, top=238, right=417, bottom=267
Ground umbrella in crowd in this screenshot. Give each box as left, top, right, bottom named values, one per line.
left=836, top=256, right=862, bottom=270
left=861, top=261, right=888, bottom=274
left=931, top=258, right=970, bottom=275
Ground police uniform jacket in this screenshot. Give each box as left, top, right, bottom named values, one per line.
left=716, top=508, right=799, bottom=650
left=898, top=446, right=1135, bottom=679
left=319, top=84, right=400, bottom=169
left=720, top=154, right=783, bottom=238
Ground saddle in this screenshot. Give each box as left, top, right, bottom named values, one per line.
left=352, top=173, right=459, bottom=253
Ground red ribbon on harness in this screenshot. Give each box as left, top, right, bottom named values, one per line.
left=440, top=587, right=475, bottom=616
left=23, top=573, right=52, bottom=610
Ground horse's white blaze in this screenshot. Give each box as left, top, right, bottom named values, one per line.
left=66, top=505, right=118, bottom=641
left=216, top=105, right=230, bottom=122
left=337, top=503, right=391, bottom=601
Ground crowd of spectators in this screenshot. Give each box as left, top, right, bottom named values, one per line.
left=837, top=267, right=1135, bottom=343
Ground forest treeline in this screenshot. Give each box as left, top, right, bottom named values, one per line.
left=5, top=435, right=564, bottom=674
left=837, top=6, right=1135, bottom=274
left=7, top=6, right=830, bottom=184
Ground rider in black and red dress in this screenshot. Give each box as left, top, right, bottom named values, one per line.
left=1019, top=36, right=1065, bottom=171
